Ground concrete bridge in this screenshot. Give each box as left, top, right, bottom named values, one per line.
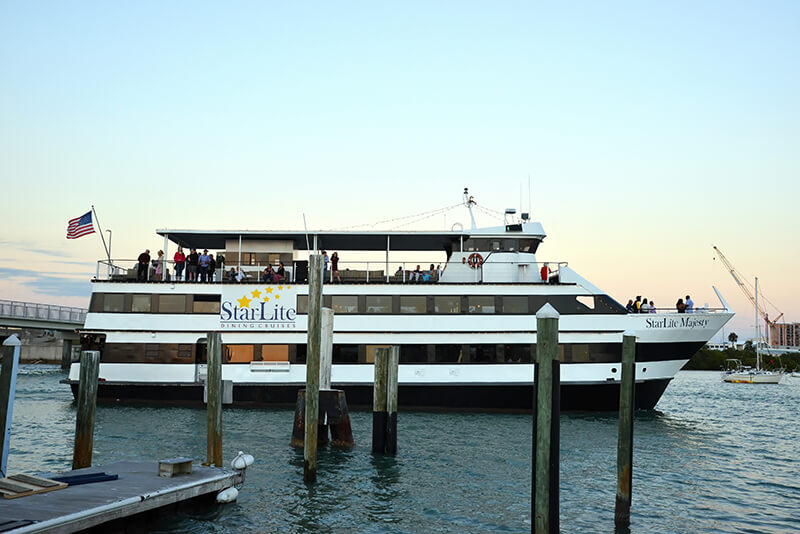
left=0, top=300, right=86, bottom=366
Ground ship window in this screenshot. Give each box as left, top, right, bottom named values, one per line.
left=400, top=345, right=427, bottom=363
left=400, top=296, right=426, bottom=314
left=576, top=296, right=594, bottom=310
left=504, top=345, right=532, bottom=363
left=331, top=296, right=358, bottom=314
left=503, top=239, right=518, bottom=252
left=103, top=294, right=124, bottom=312
left=261, top=345, right=289, bottom=361
left=468, top=296, right=495, bottom=314
left=159, top=295, right=186, bottom=313
left=332, top=344, right=359, bottom=363
left=490, top=240, right=502, bottom=251
left=226, top=344, right=254, bottom=363
left=503, top=296, right=528, bottom=313
left=366, top=295, right=392, bottom=313
left=435, top=344, right=462, bottom=362
left=193, top=294, right=221, bottom=314
left=434, top=296, right=461, bottom=313
left=519, top=239, right=539, bottom=253
left=470, top=344, right=498, bottom=363
left=131, top=294, right=151, bottom=313
left=297, top=295, right=308, bottom=314
left=145, top=343, right=160, bottom=360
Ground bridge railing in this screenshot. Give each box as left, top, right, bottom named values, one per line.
left=0, top=299, right=87, bottom=324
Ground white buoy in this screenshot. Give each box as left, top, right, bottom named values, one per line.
left=230, top=451, right=254, bottom=470
left=216, top=486, right=239, bottom=503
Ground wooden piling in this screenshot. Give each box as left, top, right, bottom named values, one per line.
left=615, top=332, right=636, bottom=527
left=372, top=347, right=389, bottom=453
left=533, top=303, right=560, bottom=534
left=72, top=351, right=100, bottom=470
left=304, top=254, right=323, bottom=483
left=385, top=346, right=399, bottom=455
left=60, top=339, right=73, bottom=370
left=206, top=332, right=223, bottom=468
left=1, top=335, right=21, bottom=477
left=320, top=308, right=334, bottom=390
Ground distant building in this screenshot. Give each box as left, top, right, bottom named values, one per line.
left=769, top=322, right=800, bottom=349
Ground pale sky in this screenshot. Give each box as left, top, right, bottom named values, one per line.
left=2, top=1, right=798, bottom=342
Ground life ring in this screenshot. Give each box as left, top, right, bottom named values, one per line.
left=467, top=252, right=483, bottom=269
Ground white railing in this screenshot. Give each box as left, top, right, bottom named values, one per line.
left=0, top=299, right=87, bottom=324
left=93, top=258, right=571, bottom=284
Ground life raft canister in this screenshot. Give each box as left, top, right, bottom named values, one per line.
left=467, top=252, right=483, bottom=269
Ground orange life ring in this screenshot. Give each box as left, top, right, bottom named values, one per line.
left=467, top=252, right=483, bottom=269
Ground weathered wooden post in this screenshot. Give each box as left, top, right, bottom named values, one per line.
left=206, top=332, right=223, bottom=467
left=320, top=308, right=333, bottom=390
left=372, top=347, right=389, bottom=453
left=533, top=303, right=560, bottom=534
left=304, top=254, right=323, bottom=483
left=1, top=335, right=21, bottom=477
left=72, top=350, right=100, bottom=469
left=615, top=331, right=636, bottom=528
left=385, top=345, right=399, bottom=455
left=61, top=338, right=73, bottom=370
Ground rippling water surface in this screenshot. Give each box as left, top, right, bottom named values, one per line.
left=6, top=366, right=800, bottom=533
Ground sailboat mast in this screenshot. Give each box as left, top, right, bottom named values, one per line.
left=755, top=277, right=761, bottom=370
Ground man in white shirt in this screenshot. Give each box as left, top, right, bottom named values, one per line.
left=685, top=295, right=694, bottom=313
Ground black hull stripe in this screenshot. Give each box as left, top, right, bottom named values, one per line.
left=70, top=380, right=671, bottom=412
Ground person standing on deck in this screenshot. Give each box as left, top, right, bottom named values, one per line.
left=208, top=254, right=216, bottom=282
left=173, top=247, right=186, bottom=281
left=331, top=252, right=341, bottom=283
left=540, top=262, right=551, bottom=282
left=198, top=249, right=211, bottom=283
left=187, top=249, right=199, bottom=282
left=322, top=251, right=329, bottom=282
left=137, top=249, right=150, bottom=281
left=685, top=295, right=694, bottom=313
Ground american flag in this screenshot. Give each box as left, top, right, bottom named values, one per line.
left=66, top=211, right=95, bottom=239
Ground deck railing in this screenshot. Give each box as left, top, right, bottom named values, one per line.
left=94, top=258, right=569, bottom=284
left=0, top=299, right=87, bottom=324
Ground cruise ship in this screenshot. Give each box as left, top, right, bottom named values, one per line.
left=65, top=191, right=734, bottom=411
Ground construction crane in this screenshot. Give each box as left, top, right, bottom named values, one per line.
left=712, top=246, right=784, bottom=332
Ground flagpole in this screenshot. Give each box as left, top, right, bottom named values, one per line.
left=91, top=205, right=111, bottom=269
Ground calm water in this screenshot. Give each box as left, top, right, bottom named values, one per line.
left=5, top=366, right=800, bottom=533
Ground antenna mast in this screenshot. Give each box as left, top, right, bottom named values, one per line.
left=463, top=187, right=477, bottom=230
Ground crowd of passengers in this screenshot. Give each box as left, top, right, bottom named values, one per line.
left=625, top=295, right=695, bottom=314
left=135, top=247, right=446, bottom=284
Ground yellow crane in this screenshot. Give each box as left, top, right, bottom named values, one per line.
left=712, top=246, right=784, bottom=330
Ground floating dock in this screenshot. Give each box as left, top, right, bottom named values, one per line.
left=0, top=460, right=243, bottom=533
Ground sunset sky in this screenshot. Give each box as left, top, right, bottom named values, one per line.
left=2, top=1, right=798, bottom=342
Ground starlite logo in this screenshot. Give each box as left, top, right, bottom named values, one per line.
left=220, top=285, right=298, bottom=329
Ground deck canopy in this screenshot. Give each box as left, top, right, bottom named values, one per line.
left=156, top=225, right=545, bottom=252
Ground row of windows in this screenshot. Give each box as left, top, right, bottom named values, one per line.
left=91, top=293, right=625, bottom=315
left=98, top=342, right=621, bottom=365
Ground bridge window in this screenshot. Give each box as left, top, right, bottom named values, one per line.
left=131, top=294, right=151, bottom=313
left=103, top=294, right=124, bottom=313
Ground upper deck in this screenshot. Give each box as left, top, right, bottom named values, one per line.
left=96, top=221, right=577, bottom=286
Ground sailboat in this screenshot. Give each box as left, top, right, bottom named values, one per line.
left=722, top=277, right=784, bottom=384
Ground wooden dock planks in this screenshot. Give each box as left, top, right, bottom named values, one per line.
left=0, top=475, right=66, bottom=499
left=0, top=460, right=243, bottom=533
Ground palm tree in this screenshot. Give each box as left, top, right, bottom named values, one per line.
left=728, top=332, right=738, bottom=347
